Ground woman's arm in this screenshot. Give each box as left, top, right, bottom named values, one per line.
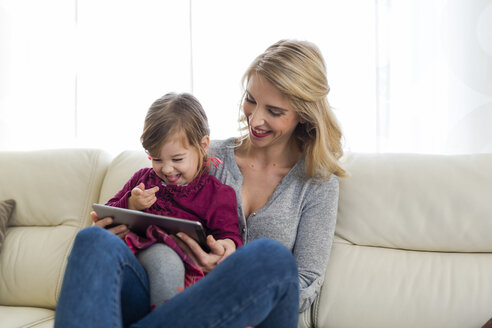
left=171, top=234, right=235, bottom=273
left=294, top=175, right=339, bottom=312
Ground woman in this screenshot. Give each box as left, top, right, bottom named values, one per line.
left=54, top=39, right=345, bottom=328
left=176, top=39, right=346, bottom=310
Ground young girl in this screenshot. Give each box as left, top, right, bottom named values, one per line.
left=105, top=92, right=242, bottom=309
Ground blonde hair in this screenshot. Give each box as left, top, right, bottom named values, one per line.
left=141, top=92, right=210, bottom=177
left=239, top=39, right=346, bottom=180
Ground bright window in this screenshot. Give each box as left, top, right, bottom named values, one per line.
left=1, top=0, right=491, bottom=155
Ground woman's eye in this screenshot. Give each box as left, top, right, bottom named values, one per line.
left=245, top=97, right=256, bottom=104
left=269, top=109, right=282, bottom=117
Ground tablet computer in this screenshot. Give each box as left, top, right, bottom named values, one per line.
left=92, top=203, right=208, bottom=250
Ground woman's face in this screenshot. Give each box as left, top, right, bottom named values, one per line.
left=243, top=74, right=300, bottom=149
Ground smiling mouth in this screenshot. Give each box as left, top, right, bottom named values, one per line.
left=251, top=127, right=271, bottom=138
left=165, top=174, right=181, bottom=184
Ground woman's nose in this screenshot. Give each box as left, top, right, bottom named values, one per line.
left=249, top=107, right=265, bottom=126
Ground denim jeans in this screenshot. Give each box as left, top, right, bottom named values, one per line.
left=55, top=226, right=299, bottom=328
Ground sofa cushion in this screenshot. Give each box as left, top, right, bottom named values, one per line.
left=318, top=238, right=492, bottom=328
left=315, top=153, right=492, bottom=328
left=0, top=199, right=15, bottom=252
left=0, top=305, right=54, bottom=327
left=335, top=153, right=492, bottom=252
left=0, top=149, right=111, bottom=308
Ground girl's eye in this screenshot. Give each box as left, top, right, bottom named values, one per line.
left=152, top=158, right=162, bottom=162
left=173, top=158, right=183, bottom=162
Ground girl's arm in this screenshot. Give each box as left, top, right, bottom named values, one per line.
left=128, top=182, right=159, bottom=210
left=174, top=176, right=242, bottom=273
left=96, top=168, right=152, bottom=239
left=106, top=168, right=151, bottom=209
left=203, top=181, right=243, bottom=248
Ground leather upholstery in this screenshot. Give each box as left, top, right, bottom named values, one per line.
left=1, top=149, right=491, bottom=327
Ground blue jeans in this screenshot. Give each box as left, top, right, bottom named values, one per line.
left=55, top=226, right=299, bottom=328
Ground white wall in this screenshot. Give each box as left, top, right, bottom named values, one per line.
left=1, top=0, right=491, bottom=155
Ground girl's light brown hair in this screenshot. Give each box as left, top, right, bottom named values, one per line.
left=141, top=92, right=210, bottom=176
left=240, top=39, right=347, bottom=179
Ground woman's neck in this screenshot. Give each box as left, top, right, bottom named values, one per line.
left=238, top=137, right=302, bottom=169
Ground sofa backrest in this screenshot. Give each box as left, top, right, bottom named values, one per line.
left=0, top=149, right=111, bottom=308
left=315, top=153, right=492, bottom=328
left=98, top=150, right=150, bottom=205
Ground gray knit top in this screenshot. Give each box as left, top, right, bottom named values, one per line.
left=209, top=138, right=339, bottom=312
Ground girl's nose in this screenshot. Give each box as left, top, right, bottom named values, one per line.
left=161, top=164, right=173, bottom=175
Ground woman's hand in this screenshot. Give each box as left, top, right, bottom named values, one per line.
left=90, top=211, right=129, bottom=239
left=172, top=233, right=236, bottom=273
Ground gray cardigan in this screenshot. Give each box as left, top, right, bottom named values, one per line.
left=209, top=138, right=339, bottom=312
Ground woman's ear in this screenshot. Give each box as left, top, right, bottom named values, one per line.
left=201, top=135, right=210, bottom=152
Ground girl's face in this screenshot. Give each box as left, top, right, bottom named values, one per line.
left=150, top=134, right=209, bottom=185
left=243, top=74, right=300, bottom=149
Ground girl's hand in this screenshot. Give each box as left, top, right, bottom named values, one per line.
left=172, top=233, right=236, bottom=273
left=90, top=211, right=129, bottom=239
left=215, top=238, right=236, bottom=264
left=128, top=183, right=159, bottom=210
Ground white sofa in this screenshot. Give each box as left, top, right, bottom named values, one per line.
left=1, top=149, right=491, bottom=328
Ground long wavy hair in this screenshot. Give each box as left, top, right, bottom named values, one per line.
left=239, top=39, right=346, bottom=179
